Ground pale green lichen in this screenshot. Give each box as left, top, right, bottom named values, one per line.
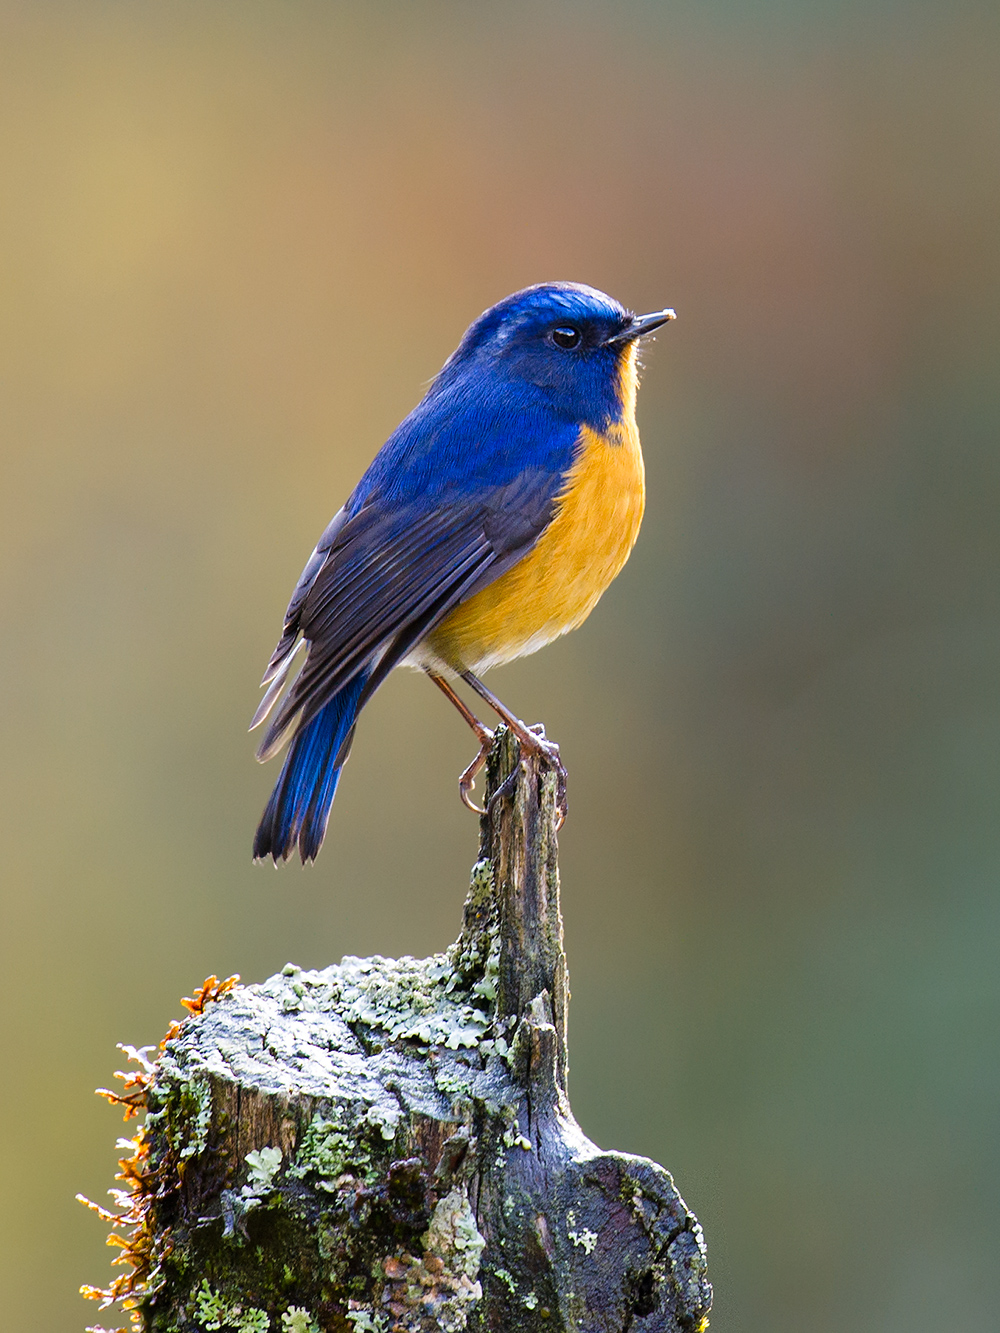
left=363, top=1102, right=401, bottom=1142
left=149, top=1073, right=213, bottom=1163
left=377, top=1187, right=485, bottom=1331
left=279, top=1306, right=320, bottom=1333
left=243, top=1146, right=282, bottom=1196
left=338, top=954, right=491, bottom=1050
left=424, top=1186, right=485, bottom=1281
left=493, top=1267, right=516, bottom=1294
left=290, top=1112, right=373, bottom=1189
left=193, top=1278, right=270, bottom=1331
left=306, top=860, right=502, bottom=1068
left=523, top=1291, right=538, bottom=1309
left=193, top=1282, right=228, bottom=1329
left=477, top=1035, right=508, bottom=1059
left=448, top=861, right=500, bottom=1003
left=566, top=1208, right=598, bottom=1255
left=569, top=1228, right=597, bottom=1254
left=344, top=1309, right=388, bottom=1332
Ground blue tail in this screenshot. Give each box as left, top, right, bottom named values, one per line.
left=253, top=671, right=368, bottom=863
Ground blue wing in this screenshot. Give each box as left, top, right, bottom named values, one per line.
left=253, top=372, right=580, bottom=761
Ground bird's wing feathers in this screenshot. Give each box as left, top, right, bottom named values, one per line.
left=259, top=506, right=348, bottom=688
left=253, top=466, right=564, bottom=761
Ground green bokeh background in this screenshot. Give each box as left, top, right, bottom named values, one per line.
left=2, top=2, right=999, bottom=1329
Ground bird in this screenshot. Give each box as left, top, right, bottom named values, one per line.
left=251, top=282, right=674, bottom=863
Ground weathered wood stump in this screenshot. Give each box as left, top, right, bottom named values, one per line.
left=87, top=729, right=711, bottom=1333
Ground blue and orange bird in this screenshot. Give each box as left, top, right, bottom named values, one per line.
left=251, top=283, right=674, bottom=862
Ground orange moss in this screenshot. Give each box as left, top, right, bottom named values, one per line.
left=79, top=974, right=240, bottom=1332
left=181, top=973, right=240, bottom=1016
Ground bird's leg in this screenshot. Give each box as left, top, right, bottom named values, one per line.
left=424, top=669, right=494, bottom=814
left=460, top=670, right=568, bottom=827
left=425, top=669, right=493, bottom=746
left=458, top=670, right=558, bottom=759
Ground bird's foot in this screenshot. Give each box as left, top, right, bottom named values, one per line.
left=458, top=732, right=493, bottom=815
left=458, top=671, right=568, bottom=827
left=494, top=723, right=568, bottom=829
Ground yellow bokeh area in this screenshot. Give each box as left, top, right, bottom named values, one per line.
left=2, top=4, right=1000, bottom=1330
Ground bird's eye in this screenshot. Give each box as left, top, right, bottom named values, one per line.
left=550, top=325, right=581, bottom=350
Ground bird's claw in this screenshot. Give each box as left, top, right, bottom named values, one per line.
left=491, top=729, right=568, bottom=829
left=458, top=733, right=493, bottom=815
left=529, top=731, right=568, bottom=828
left=446, top=672, right=568, bottom=827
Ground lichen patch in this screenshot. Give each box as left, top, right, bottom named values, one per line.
left=379, top=1186, right=485, bottom=1332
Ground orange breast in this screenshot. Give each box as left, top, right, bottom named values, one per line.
left=424, top=349, right=645, bottom=674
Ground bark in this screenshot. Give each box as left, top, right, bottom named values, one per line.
left=91, top=729, right=711, bottom=1333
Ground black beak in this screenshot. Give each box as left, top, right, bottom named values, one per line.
left=605, top=307, right=676, bottom=346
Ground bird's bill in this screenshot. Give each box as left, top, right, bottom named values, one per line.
left=605, top=308, right=676, bottom=345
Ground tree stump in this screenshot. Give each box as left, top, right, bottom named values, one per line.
left=84, top=729, right=711, bottom=1333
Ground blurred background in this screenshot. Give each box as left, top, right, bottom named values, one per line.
left=1, top=1, right=999, bottom=1329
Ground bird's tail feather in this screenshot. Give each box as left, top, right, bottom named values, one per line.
left=253, top=671, right=368, bottom=863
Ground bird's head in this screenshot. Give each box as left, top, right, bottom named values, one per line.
left=434, top=282, right=675, bottom=430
